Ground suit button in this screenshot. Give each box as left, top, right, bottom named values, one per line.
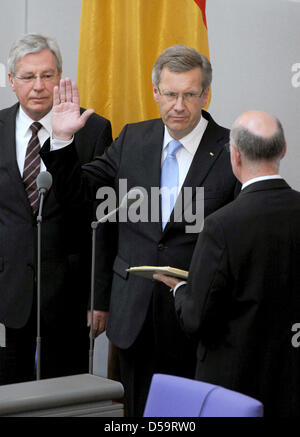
left=158, top=243, right=164, bottom=250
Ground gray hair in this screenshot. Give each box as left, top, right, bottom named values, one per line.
left=8, top=33, right=62, bottom=75
left=230, top=118, right=286, bottom=162
left=152, top=44, right=212, bottom=90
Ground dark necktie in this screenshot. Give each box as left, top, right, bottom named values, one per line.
left=23, top=122, right=42, bottom=212
left=161, top=139, right=182, bottom=229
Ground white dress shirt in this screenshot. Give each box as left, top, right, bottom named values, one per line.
left=15, top=106, right=52, bottom=175
left=161, top=115, right=208, bottom=193
left=241, top=174, right=283, bottom=190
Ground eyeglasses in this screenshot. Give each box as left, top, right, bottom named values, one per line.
left=157, top=87, right=204, bottom=104
left=14, top=72, right=59, bottom=83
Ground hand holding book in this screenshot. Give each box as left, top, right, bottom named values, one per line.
left=126, top=266, right=188, bottom=280
left=152, top=272, right=182, bottom=290
left=126, top=266, right=188, bottom=291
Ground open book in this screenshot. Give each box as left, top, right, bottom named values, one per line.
left=126, top=266, right=188, bottom=280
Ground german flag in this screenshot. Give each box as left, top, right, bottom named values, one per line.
left=78, top=0, right=209, bottom=137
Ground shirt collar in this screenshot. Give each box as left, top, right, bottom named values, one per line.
left=242, top=174, right=283, bottom=190
left=163, top=114, right=208, bottom=155
left=17, top=106, right=52, bottom=137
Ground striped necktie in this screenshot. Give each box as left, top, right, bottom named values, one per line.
left=161, top=139, right=182, bottom=229
left=23, top=122, right=42, bottom=212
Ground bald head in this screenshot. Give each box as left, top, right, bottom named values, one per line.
left=230, top=110, right=286, bottom=163
left=233, top=110, right=278, bottom=139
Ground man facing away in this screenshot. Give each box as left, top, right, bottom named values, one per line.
left=41, top=45, right=240, bottom=416
left=0, top=33, right=112, bottom=384
left=155, top=110, right=300, bottom=417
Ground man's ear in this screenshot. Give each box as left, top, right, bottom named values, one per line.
left=152, top=83, right=160, bottom=103
left=8, top=73, right=16, bottom=92
left=232, top=145, right=242, bottom=165
left=230, top=144, right=242, bottom=178
left=281, top=143, right=287, bottom=159
left=201, top=87, right=210, bottom=108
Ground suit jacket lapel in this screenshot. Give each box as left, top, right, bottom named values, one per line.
left=140, top=119, right=164, bottom=189
left=139, top=119, right=164, bottom=236
left=0, top=103, right=34, bottom=213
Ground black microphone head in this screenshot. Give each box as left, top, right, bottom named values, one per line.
left=119, top=188, right=145, bottom=209
left=37, top=171, right=53, bottom=193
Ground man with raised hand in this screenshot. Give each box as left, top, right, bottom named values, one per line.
left=41, top=45, right=239, bottom=416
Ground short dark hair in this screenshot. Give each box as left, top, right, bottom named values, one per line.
left=152, top=44, right=212, bottom=91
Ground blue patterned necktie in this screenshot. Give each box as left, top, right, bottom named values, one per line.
left=161, top=139, right=182, bottom=229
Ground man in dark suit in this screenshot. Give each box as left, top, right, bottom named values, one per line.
left=155, top=110, right=300, bottom=417
left=0, top=34, right=112, bottom=384
left=41, top=45, right=240, bottom=416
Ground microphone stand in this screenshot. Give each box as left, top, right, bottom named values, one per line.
left=36, top=190, right=46, bottom=380
left=89, top=207, right=118, bottom=375
left=88, top=189, right=145, bottom=374
left=89, top=221, right=97, bottom=374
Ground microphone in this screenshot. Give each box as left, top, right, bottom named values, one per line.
left=92, top=187, right=145, bottom=227
left=118, top=187, right=145, bottom=208
left=89, top=188, right=144, bottom=374
left=36, top=171, right=52, bottom=380
left=37, top=171, right=53, bottom=195
left=37, top=171, right=53, bottom=224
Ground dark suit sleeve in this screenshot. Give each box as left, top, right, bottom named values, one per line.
left=43, top=113, right=116, bottom=314
left=40, top=124, right=128, bottom=208
left=75, top=110, right=113, bottom=158
left=174, top=216, right=231, bottom=342
left=76, top=114, right=117, bottom=312
left=41, top=122, right=122, bottom=310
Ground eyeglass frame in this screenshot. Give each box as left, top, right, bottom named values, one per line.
left=14, top=72, right=59, bottom=84
left=157, top=86, right=205, bottom=104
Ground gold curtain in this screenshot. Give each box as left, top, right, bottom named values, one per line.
left=78, top=0, right=209, bottom=138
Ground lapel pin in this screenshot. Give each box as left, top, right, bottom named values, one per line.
left=210, top=152, right=214, bottom=156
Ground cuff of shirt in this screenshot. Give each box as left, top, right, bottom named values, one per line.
left=173, top=281, right=187, bottom=298
left=50, top=135, right=74, bottom=150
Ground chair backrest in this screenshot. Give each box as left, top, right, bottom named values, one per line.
left=143, top=374, right=263, bottom=417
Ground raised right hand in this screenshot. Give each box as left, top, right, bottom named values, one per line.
left=52, top=78, right=94, bottom=141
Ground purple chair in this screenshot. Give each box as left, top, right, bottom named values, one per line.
left=143, top=374, right=263, bottom=417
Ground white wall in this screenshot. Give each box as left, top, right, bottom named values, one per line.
left=1, top=0, right=300, bottom=377
left=206, top=0, right=300, bottom=189
left=0, top=0, right=27, bottom=106
left=0, top=0, right=81, bottom=104
left=26, top=0, right=82, bottom=79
